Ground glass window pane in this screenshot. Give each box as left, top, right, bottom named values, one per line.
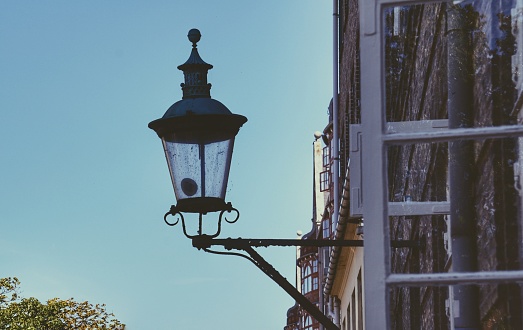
left=389, top=285, right=450, bottom=329
left=387, top=138, right=523, bottom=277
left=384, top=2, right=523, bottom=126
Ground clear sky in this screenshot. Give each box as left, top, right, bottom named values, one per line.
left=0, top=1, right=332, bottom=329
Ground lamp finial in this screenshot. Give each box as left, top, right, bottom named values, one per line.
left=178, top=29, right=213, bottom=99
left=188, top=29, right=201, bottom=48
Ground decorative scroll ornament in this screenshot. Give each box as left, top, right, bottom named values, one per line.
left=163, top=204, right=240, bottom=239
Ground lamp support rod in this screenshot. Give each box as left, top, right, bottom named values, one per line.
left=193, top=237, right=362, bottom=249
left=243, top=245, right=339, bottom=329
left=202, top=242, right=341, bottom=330
left=192, top=237, right=422, bottom=250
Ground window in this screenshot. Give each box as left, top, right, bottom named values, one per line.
left=302, top=265, right=312, bottom=293
left=357, top=270, right=363, bottom=330
left=302, top=315, right=313, bottom=329
left=322, top=217, right=331, bottom=239
left=320, top=170, right=330, bottom=192
left=323, top=248, right=331, bottom=275
left=359, top=1, right=523, bottom=329
left=323, top=146, right=330, bottom=167
left=301, top=260, right=319, bottom=293
left=313, top=276, right=318, bottom=291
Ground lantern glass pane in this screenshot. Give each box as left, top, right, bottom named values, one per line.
left=163, top=141, right=202, bottom=200
left=203, top=138, right=234, bottom=199
left=161, top=136, right=235, bottom=202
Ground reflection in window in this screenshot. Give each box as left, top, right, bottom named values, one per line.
left=381, top=1, right=523, bottom=329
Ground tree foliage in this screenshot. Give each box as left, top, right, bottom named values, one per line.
left=0, top=277, right=124, bottom=330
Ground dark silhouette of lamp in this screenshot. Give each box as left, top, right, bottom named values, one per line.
left=149, top=29, right=247, bottom=215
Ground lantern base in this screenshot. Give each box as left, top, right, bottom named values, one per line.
left=176, top=197, right=231, bottom=214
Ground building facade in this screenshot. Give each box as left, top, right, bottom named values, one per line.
left=286, top=1, right=523, bottom=329
left=285, top=138, right=329, bottom=330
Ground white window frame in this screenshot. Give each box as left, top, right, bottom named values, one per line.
left=320, top=170, right=330, bottom=192
left=323, top=145, right=330, bottom=167
left=359, top=1, right=523, bottom=329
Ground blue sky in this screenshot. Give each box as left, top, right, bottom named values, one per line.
left=0, top=1, right=332, bottom=329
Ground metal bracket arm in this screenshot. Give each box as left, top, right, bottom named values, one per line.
left=192, top=236, right=422, bottom=250
left=192, top=237, right=363, bottom=250
left=191, top=236, right=423, bottom=330
left=163, top=210, right=421, bottom=329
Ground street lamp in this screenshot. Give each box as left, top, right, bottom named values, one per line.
left=149, top=29, right=419, bottom=330
left=149, top=28, right=247, bottom=216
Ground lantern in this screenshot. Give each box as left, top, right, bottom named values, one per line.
left=149, top=29, right=247, bottom=213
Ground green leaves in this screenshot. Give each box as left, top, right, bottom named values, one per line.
left=0, top=277, right=125, bottom=329
left=0, top=277, right=20, bottom=308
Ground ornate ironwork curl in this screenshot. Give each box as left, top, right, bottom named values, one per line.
left=164, top=208, right=182, bottom=226
left=163, top=205, right=201, bottom=239
left=220, top=207, right=240, bottom=224
left=163, top=204, right=241, bottom=239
